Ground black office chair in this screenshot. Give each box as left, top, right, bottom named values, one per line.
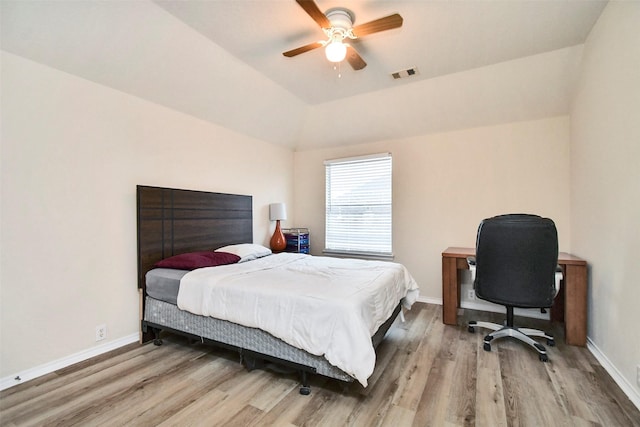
left=467, top=214, right=560, bottom=362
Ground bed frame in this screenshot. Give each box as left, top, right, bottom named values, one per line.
left=137, top=185, right=400, bottom=394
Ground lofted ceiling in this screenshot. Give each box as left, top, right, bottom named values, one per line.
left=155, top=0, right=607, bottom=104
left=1, top=0, right=607, bottom=150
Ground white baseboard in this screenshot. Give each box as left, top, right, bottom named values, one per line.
left=417, top=295, right=442, bottom=305
left=587, top=338, right=640, bottom=411
left=0, top=333, right=139, bottom=391
left=415, top=295, right=548, bottom=320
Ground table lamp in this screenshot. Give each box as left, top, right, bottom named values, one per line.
left=269, top=202, right=287, bottom=252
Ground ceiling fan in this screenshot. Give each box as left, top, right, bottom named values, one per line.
left=283, top=0, right=403, bottom=70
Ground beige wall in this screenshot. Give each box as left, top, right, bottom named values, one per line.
left=293, top=116, right=571, bottom=302
left=0, top=52, right=293, bottom=377
left=570, top=2, right=640, bottom=399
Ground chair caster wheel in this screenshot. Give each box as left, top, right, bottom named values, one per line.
left=539, top=353, right=548, bottom=362
left=547, top=339, right=555, bottom=346
left=468, top=326, right=475, bottom=333
left=299, top=386, right=311, bottom=395
left=483, top=342, right=491, bottom=352
left=153, top=339, right=163, bottom=346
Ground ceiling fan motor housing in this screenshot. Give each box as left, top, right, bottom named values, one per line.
left=325, top=8, right=354, bottom=31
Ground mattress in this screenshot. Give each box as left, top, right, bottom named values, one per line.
left=145, top=268, right=188, bottom=305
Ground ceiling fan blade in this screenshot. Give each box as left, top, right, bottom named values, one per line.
left=296, top=0, right=331, bottom=28
left=346, top=45, right=367, bottom=70
left=352, top=13, right=403, bottom=38
left=283, top=41, right=323, bottom=57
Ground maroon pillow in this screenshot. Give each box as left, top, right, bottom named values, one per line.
left=154, top=251, right=240, bottom=270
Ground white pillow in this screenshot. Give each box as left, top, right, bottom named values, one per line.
left=215, top=243, right=272, bottom=263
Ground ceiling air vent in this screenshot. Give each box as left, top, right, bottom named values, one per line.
left=391, top=67, right=419, bottom=80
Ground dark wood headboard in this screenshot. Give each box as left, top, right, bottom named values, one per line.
left=136, top=185, right=253, bottom=292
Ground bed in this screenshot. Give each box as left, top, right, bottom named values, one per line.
left=137, top=185, right=419, bottom=394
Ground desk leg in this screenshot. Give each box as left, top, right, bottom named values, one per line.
left=564, top=264, right=587, bottom=346
left=442, top=257, right=459, bottom=325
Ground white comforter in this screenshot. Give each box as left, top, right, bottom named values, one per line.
left=177, top=252, right=419, bottom=386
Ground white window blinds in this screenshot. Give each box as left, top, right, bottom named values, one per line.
left=324, top=153, right=392, bottom=256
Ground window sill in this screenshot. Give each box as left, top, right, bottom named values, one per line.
left=322, top=250, right=395, bottom=261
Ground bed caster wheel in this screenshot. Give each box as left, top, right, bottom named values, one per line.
left=299, top=386, right=311, bottom=395
left=153, top=338, right=163, bottom=346
left=547, top=338, right=555, bottom=346
left=483, top=342, right=491, bottom=352
left=539, top=353, right=548, bottom=362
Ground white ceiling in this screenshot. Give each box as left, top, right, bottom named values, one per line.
left=155, top=0, right=606, bottom=104
left=1, top=0, right=607, bottom=150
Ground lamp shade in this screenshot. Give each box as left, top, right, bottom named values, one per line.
left=269, top=203, right=287, bottom=221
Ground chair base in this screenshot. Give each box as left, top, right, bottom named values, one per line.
left=468, top=320, right=555, bottom=362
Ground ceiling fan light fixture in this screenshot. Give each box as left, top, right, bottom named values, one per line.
left=325, top=40, right=347, bottom=62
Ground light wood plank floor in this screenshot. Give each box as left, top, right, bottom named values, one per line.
left=1, top=303, right=639, bottom=426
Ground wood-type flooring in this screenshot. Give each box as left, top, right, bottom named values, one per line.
left=1, top=303, right=639, bottom=426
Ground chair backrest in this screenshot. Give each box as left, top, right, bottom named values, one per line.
left=474, top=214, right=559, bottom=308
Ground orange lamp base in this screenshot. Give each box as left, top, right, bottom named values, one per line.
left=270, top=220, right=287, bottom=253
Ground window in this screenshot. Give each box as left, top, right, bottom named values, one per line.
left=324, top=153, right=392, bottom=257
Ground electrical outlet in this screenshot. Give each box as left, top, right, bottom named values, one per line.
left=95, top=324, right=107, bottom=342
left=467, top=289, right=475, bottom=300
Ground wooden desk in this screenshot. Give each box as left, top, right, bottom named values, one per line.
left=442, top=247, right=588, bottom=346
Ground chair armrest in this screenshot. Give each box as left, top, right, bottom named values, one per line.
left=554, top=265, right=563, bottom=297
left=467, top=257, right=476, bottom=281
